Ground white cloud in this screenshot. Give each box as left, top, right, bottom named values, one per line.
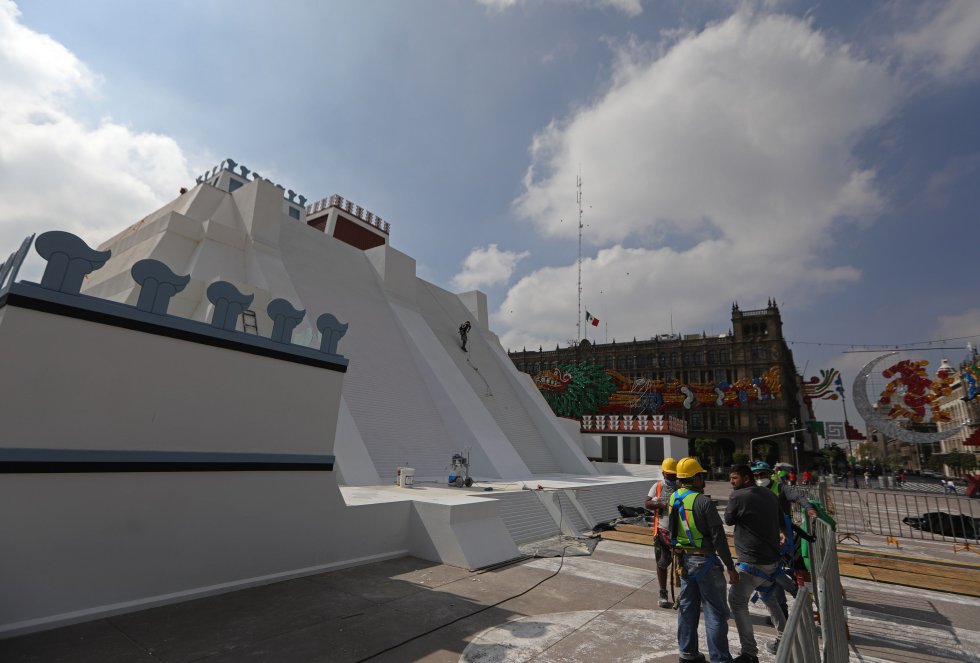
left=475, top=0, right=642, bottom=17
left=0, top=0, right=192, bottom=256
left=500, top=10, right=900, bottom=350
left=934, top=309, right=980, bottom=344
left=451, top=244, right=530, bottom=291
left=895, top=0, right=980, bottom=80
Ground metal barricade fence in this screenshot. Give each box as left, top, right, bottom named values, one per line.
left=822, top=488, right=868, bottom=543
left=774, top=587, right=820, bottom=663
left=865, top=491, right=980, bottom=546
left=809, top=517, right=849, bottom=663
left=809, top=487, right=980, bottom=548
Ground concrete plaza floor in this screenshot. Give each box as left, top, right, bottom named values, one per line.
left=3, top=483, right=979, bottom=663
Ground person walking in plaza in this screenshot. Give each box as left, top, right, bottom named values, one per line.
left=750, top=461, right=816, bottom=621
left=644, top=457, right=679, bottom=609
left=725, top=464, right=787, bottom=662
left=669, top=457, right=738, bottom=663
left=864, top=469, right=871, bottom=489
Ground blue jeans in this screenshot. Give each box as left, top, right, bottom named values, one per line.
left=728, top=562, right=786, bottom=656
left=677, top=554, right=732, bottom=663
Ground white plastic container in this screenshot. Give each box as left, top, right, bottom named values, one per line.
left=398, top=467, right=415, bottom=488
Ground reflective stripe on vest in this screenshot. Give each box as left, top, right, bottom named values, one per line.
left=671, top=489, right=704, bottom=548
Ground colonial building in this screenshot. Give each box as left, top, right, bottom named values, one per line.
left=509, top=302, right=814, bottom=465
left=936, top=356, right=980, bottom=476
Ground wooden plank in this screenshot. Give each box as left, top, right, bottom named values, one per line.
left=845, top=565, right=980, bottom=597
left=600, top=530, right=654, bottom=546
left=614, top=524, right=655, bottom=536
left=841, top=555, right=980, bottom=583
left=837, top=557, right=980, bottom=597
left=838, top=545, right=980, bottom=570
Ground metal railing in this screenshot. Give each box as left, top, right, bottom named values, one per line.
left=866, top=491, right=980, bottom=544
left=775, top=587, right=820, bottom=663
left=809, top=517, right=849, bottom=662
left=812, top=487, right=980, bottom=547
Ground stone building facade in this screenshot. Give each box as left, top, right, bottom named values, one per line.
left=509, top=302, right=814, bottom=464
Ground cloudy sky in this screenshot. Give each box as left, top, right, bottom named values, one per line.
left=3, top=0, right=979, bottom=429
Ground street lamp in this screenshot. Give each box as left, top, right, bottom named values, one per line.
left=750, top=425, right=808, bottom=464
left=791, top=418, right=800, bottom=471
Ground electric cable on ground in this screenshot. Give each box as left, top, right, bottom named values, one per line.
left=353, top=489, right=577, bottom=662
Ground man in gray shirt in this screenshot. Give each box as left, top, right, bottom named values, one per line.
left=724, top=464, right=787, bottom=663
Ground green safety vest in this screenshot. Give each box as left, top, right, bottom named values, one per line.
left=671, top=489, right=704, bottom=548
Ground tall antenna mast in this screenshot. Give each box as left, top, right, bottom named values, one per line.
left=577, top=173, right=583, bottom=342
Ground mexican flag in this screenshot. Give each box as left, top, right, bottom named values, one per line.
left=585, top=311, right=600, bottom=327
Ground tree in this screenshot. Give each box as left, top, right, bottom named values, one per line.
left=944, top=452, right=964, bottom=477
left=693, top=438, right=720, bottom=475
left=755, top=442, right=774, bottom=464
left=962, top=452, right=978, bottom=474
left=820, top=444, right=845, bottom=473
left=732, top=452, right=750, bottom=466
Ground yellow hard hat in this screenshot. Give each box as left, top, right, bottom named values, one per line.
left=676, top=456, right=707, bottom=479
left=661, top=457, right=678, bottom=474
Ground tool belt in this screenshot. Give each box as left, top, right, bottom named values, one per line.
left=674, top=546, right=714, bottom=556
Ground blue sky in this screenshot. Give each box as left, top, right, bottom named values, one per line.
left=2, top=0, right=979, bottom=430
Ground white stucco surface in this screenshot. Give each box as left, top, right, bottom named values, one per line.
left=0, top=166, right=683, bottom=636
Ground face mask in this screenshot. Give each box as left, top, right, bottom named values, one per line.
left=664, top=477, right=678, bottom=487
left=755, top=478, right=771, bottom=488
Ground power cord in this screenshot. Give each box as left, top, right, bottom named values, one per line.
left=353, top=491, right=575, bottom=662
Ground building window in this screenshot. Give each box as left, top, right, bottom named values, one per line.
left=645, top=437, right=664, bottom=465
left=659, top=354, right=667, bottom=367
left=751, top=346, right=764, bottom=360
left=623, top=437, right=639, bottom=464
left=714, top=412, right=731, bottom=430
left=691, top=412, right=703, bottom=430
left=671, top=353, right=680, bottom=367
left=228, top=178, right=244, bottom=193
left=756, top=413, right=771, bottom=433
left=602, top=436, right=618, bottom=462
left=708, top=350, right=717, bottom=364
left=288, top=206, right=301, bottom=220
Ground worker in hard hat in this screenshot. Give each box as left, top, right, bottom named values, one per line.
left=751, top=460, right=816, bottom=626
left=644, top=457, right=679, bottom=608
left=669, top=456, right=738, bottom=663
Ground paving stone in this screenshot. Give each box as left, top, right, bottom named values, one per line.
left=107, top=577, right=375, bottom=662
left=0, top=619, right=157, bottom=663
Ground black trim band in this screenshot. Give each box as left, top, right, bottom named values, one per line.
left=0, top=449, right=335, bottom=473
left=1, top=460, right=334, bottom=473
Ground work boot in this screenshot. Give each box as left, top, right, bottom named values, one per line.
left=658, top=589, right=672, bottom=608
left=766, top=639, right=780, bottom=655
left=678, top=655, right=706, bottom=663
left=733, top=654, right=759, bottom=663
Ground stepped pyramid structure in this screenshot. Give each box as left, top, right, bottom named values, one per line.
left=0, top=159, right=677, bottom=637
